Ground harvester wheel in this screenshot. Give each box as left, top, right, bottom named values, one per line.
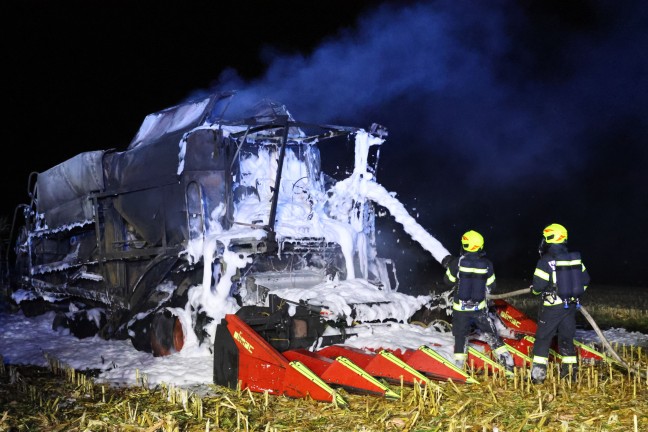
left=150, top=310, right=185, bottom=357
left=67, top=309, right=107, bottom=339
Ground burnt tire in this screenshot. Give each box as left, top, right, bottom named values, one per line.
left=128, top=314, right=154, bottom=353
left=150, top=310, right=185, bottom=357
left=64, top=309, right=107, bottom=339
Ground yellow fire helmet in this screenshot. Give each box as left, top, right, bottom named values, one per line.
left=543, top=223, right=568, bottom=244
left=461, top=230, right=484, bottom=252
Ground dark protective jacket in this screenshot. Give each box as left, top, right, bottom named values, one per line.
left=531, top=243, right=590, bottom=306
left=444, top=251, right=496, bottom=311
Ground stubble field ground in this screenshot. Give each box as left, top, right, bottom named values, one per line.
left=1, top=281, right=647, bottom=431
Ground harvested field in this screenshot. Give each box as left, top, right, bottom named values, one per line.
left=1, top=349, right=646, bottom=431
left=1, top=282, right=647, bottom=431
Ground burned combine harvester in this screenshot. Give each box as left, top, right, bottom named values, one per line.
left=8, top=91, right=608, bottom=405
left=9, top=91, right=400, bottom=351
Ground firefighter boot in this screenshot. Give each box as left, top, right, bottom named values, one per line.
left=454, top=353, right=467, bottom=369
left=531, top=363, right=547, bottom=384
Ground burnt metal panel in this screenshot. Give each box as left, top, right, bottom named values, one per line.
left=36, top=150, right=106, bottom=229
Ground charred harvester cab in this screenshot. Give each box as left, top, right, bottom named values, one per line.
left=7, top=91, right=607, bottom=404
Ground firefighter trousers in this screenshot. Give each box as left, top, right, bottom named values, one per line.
left=532, top=304, right=578, bottom=359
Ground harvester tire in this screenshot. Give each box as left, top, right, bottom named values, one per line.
left=150, top=310, right=185, bottom=357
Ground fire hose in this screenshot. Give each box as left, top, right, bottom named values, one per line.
left=487, top=287, right=647, bottom=380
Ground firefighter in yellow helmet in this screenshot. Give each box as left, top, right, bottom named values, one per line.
left=443, top=230, right=514, bottom=372
left=530, top=223, right=590, bottom=384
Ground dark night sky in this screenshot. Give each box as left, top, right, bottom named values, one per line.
left=4, top=1, right=648, bottom=289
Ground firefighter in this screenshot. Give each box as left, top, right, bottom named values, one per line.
left=443, top=230, right=514, bottom=371
left=530, top=223, right=590, bottom=384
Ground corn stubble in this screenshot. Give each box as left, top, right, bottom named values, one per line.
left=1, top=285, right=646, bottom=431
left=0, top=345, right=646, bottom=432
